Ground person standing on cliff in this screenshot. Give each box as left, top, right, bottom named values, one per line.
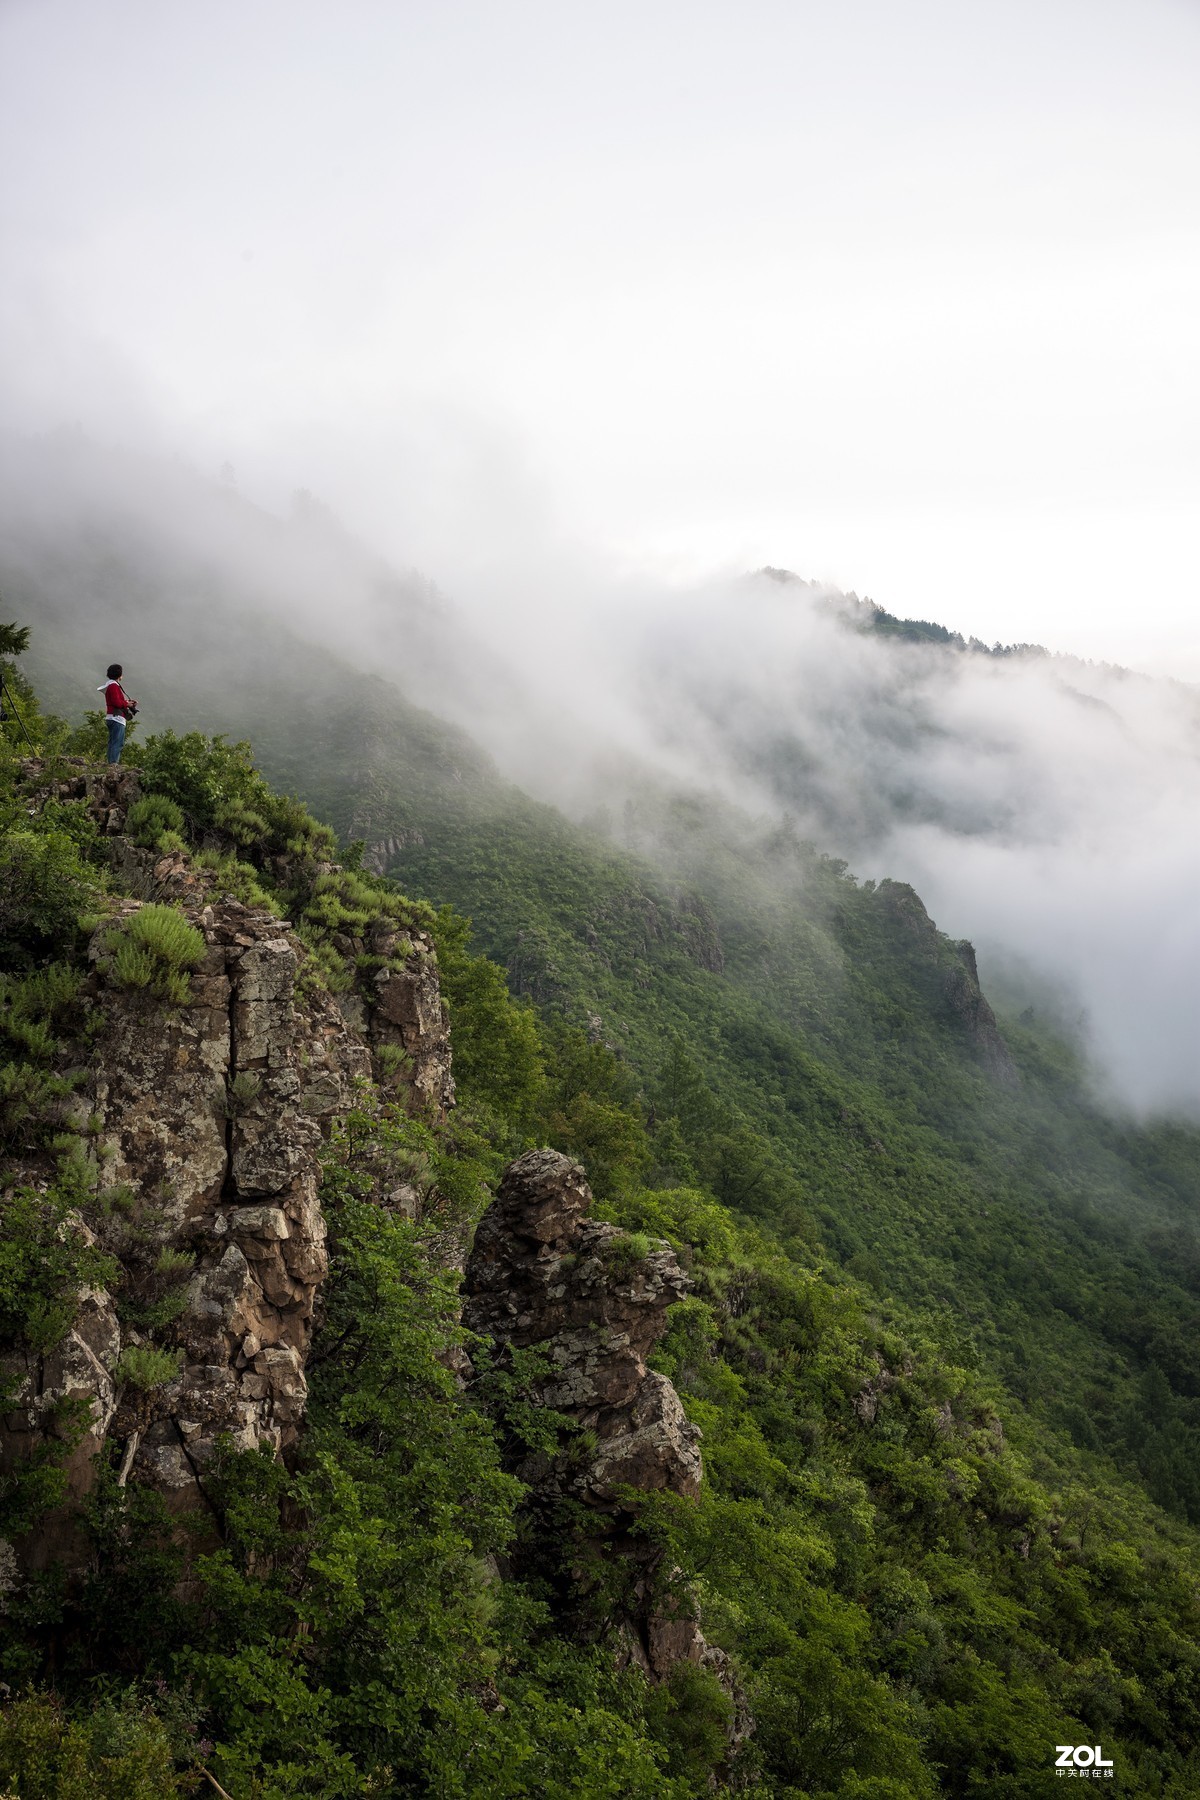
left=99, top=662, right=138, bottom=764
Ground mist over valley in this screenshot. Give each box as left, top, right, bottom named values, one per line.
left=5, top=7, right=1200, bottom=1787
left=5, top=428, right=1196, bottom=1117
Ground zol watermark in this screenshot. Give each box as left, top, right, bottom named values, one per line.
left=1055, top=1745, right=1114, bottom=1779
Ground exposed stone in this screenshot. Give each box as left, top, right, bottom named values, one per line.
left=338, top=934, right=455, bottom=1118
left=229, top=1205, right=290, bottom=1240
left=464, top=1149, right=704, bottom=1675
left=946, top=939, right=1019, bottom=1086
left=0, top=843, right=457, bottom=1542
left=875, top=880, right=1018, bottom=1084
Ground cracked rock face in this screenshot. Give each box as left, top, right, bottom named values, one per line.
left=874, top=880, right=1018, bottom=1085
left=79, top=898, right=355, bottom=1512
left=464, top=1149, right=702, bottom=1506
left=464, top=1149, right=703, bottom=1674
left=334, top=917, right=454, bottom=1119
left=1, top=874, right=453, bottom=1552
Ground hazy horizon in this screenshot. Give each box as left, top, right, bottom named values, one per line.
left=2, top=0, right=1198, bottom=675
left=3, top=0, right=1198, bottom=1114
left=4, top=429, right=1198, bottom=1119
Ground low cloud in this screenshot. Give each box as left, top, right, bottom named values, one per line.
left=4, top=433, right=1198, bottom=1118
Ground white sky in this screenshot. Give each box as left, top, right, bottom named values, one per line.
left=2, top=0, right=1199, bottom=671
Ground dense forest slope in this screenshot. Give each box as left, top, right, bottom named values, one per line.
left=3, top=464, right=1200, bottom=1793
left=17, top=514, right=1200, bottom=1529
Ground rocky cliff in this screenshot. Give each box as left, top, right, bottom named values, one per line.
left=464, top=1149, right=707, bottom=1676
left=2, top=762, right=454, bottom=1557
left=874, top=878, right=1017, bottom=1083
left=2, top=761, right=712, bottom=1698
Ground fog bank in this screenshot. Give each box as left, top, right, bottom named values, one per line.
left=3, top=433, right=1197, bottom=1117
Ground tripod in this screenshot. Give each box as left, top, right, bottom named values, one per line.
left=0, top=671, right=36, bottom=750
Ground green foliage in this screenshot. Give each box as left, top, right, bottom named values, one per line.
left=0, top=1062, right=81, bottom=1152
left=113, top=1346, right=183, bottom=1392
left=144, top=1099, right=688, bottom=1796
left=224, top=1070, right=261, bottom=1116
left=0, top=968, right=82, bottom=1107
left=8, top=634, right=1200, bottom=1792
left=0, top=831, right=101, bottom=967
left=0, top=624, right=44, bottom=755
left=0, top=1692, right=184, bottom=1799
left=59, top=710, right=114, bottom=762
left=381, top=779, right=1200, bottom=1793
left=372, top=1041, right=413, bottom=1083
left=125, top=794, right=184, bottom=851
left=8, top=799, right=103, bottom=865
left=601, top=1185, right=738, bottom=1266
left=290, top=868, right=434, bottom=1004
left=100, top=904, right=206, bottom=1005
left=0, top=622, right=31, bottom=658
left=603, top=1230, right=654, bottom=1270
left=0, top=1181, right=116, bottom=1356
left=137, top=729, right=335, bottom=872
left=0, top=1160, right=118, bottom=1538
left=0, top=965, right=83, bottom=1047
left=212, top=794, right=268, bottom=844
left=643, top=1661, right=735, bottom=1788
left=302, top=866, right=406, bottom=934
left=293, top=926, right=351, bottom=994
left=433, top=905, right=546, bottom=1139
left=538, top=1022, right=649, bottom=1200
left=190, top=848, right=278, bottom=911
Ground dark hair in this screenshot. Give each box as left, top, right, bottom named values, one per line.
left=106, top=663, right=123, bottom=679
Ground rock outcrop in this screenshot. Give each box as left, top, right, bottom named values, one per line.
left=1, top=770, right=455, bottom=1549
left=334, top=913, right=453, bottom=1119
left=463, top=1149, right=705, bottom=1676
left=91, top=896, right=354, bottom=1508
left=874, top=879, right=1018, bottom=1084
left=945, top=938, right=1019, bottom=1085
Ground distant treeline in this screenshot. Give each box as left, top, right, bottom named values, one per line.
left=867, top=604, right=1048, bottom=657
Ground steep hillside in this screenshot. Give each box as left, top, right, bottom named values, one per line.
left=13, top=515, right=1200, bottom=1520
left=0, top=693, right=741, bottom=1796
left=5, top=613, right=1200, bottom=1793
left=390, top=777, right=1200, bottom=1519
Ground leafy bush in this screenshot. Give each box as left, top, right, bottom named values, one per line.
left=0, top=1692, right=184, bottom=1799
left=125, top=795, right=184, bottom=852
left=0, top=831, right=101, bottom=967
left=600, top=1186, right=738, bottom=1267
left=100, top=906, right=206, bottom=1005
left=372, top=1042, right=413, bottom=1083
left=293, top=870, right=432, bottom=1001
left=643, top=1661, right=735, bottom=1788
left=0, top=969, right=91, bottom=1150
left=137, top=729, right=335, bottom=865
left=433, top=906, right=546, bottom=1139
left=191, top=848, right=278, bottom=911
left=59, top=709, right=118, bottom=763
left=223, top=1070, right=261, bottom=1117
left=16, top=799, right=102, bottom=862
left=0, top=1062, right=82, bottom=1153
left=0, top=1182, right=117, bottom=1355
left=604, top=1230, right=655, bottom=1271
left=0, top=626, right=48, bottom=755
left=113, top=1347, right=183, bottom=1392
left=143, top=1095, right=707, bottom=1798
left=0, top=966, right=84, bottom=1057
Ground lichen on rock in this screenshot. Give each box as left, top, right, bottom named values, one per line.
left=464, top=1148, right=706, bottom=1677
left=1, top=790, right=457, bottom=1540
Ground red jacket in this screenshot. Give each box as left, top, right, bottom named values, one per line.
left=103, top=680, right=134, bottom=719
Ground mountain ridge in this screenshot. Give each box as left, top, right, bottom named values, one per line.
left=4, top=611, right=1200, bottom=1791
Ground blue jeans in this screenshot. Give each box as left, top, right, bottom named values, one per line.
left=106, top=717, right=126, bottom=763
